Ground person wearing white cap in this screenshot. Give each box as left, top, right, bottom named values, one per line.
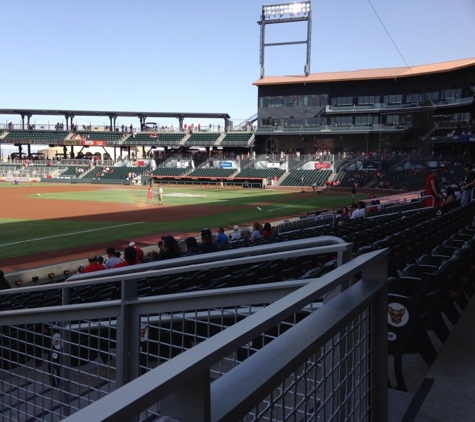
left=129, top=241, right=144, bottom=262
left=230, top=225, right=241, bottom=241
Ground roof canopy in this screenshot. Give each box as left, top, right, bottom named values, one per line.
left=0, top=109, right=230, bottom=120
left=254, top=57, right=475, bottom=86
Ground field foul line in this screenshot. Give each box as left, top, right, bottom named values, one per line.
left=0, top=222, right=145, bottom=247
left=267, top=206, right=292, bottom=212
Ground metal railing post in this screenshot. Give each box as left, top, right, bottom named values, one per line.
left=363, top=249, right=389, bottom=422
left=161, top=372, right=211, bottom=422
left=116, top=278, right=140, bottom=387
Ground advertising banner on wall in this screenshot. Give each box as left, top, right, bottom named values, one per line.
left=314, top=162, right=330, bottom=169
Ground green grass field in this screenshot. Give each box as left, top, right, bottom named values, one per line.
left=0, top=184, right=364, bottom=259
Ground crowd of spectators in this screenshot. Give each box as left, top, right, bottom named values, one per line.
left=76, top=221, right=279, bottom=275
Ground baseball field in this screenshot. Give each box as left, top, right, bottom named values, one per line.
left=0, top=182, right=362, bottom=270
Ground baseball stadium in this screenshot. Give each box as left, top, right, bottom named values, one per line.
left=1, top=1, right=475, bottom=421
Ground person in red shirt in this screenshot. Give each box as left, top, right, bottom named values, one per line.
left=424, top=168, right=443, bottom=207
left=128, top=241, right=144, bottom=262
left=262, top=222, right=273, bottom=237
left=82, top=254, right=106, bottom=273
left=112, top=247, right=139, bottom=268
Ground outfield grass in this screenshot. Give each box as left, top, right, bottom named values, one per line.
left=0, top=185, right=364, bottom=259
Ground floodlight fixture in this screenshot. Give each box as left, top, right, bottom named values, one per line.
left=262, top=2, right=311, bottom=19
left=258, top=1, right=312, bottom=78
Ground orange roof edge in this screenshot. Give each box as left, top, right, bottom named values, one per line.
left=253, top=57, right=475, bottom=86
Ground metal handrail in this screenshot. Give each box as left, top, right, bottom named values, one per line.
left=61, top=249, right=389, bottom=422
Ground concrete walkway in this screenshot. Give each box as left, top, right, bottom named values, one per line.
left=389, top=295, right=475, bottom=421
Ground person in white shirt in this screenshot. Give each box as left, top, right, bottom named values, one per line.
left=230, top=225, right=241, bottom=241
left=104, top=247, right=122, bottom=269
left=157, top=184, right=163, bottom=205
left=350, top=202, right=366, bottom=219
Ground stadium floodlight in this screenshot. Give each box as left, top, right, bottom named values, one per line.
left=258, top=1, right=312, bottom=78
left=262, top=2, right=311, bottom=19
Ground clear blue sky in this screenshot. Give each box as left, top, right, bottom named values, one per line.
left=1, top=0, right=474, bottom=128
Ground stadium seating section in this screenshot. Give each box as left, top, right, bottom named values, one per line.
left=124, top=132, right=186, bottom=145
left=235, top=168, right=285, bottom=179
left=187, top=168, right=235, bottom=177
left=280, top=169, right=332, bottom=187
left=185, top=132, right=221, bottom=146
left=152, top=168, right=189, bottom=176
left=220, top=133, right=253, bottom=145
left=90, top=166, right=149, bottom=180
left=74, top=131, right=124, bottom=144
left=4, top=130, right=69, bottom=142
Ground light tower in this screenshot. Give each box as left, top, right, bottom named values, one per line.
left=258, top=1, right=312, bottom=78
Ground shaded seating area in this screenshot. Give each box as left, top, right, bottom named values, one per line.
left=90, top=166, right=148, bottom=180
left=185, top=132, right=221, bottom=146
left=3, top=130, right=69, bottom=142
left=152, top=167, right=189, bottom=176
left=280, top=169, right=332, bottom=187
left=72, top=131, right=124, bottom=144
left=220, top=132, right=253, bottom=145
left=58, top=165, right=90, bottom=178
left=375, top=169, right=427, bottom=190
left=187, top=168, right=235, bottom=177
left=335, top=169, right=376, bottom=187
left=126, top=132, right=185, bottom=145
left=386, top=227, right=475, bottom=391
left=235, top=168, right=285, bottom=179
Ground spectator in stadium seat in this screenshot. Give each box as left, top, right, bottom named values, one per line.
left=230, top=225, right=241, bottom=241
left=112, top=246, right=138, bottom=268
left=350, top=201, right=366, bottom=219
left=444, top=186, right=457, bottom=205
left=424, top=168, right=443, bottom=207
left=128, top=241, right=144, bottom=262
left=251, top=222, right=263, bottom=241
left=340, top=206, right=350, bottom=221
left=462, top=162, right=475, bottom=206
left=104, top=247, right=122, bottom=269
left=215, top=228, right=229, bottom=247
left=0, top=270, right=11, bottom=290
left=262, top=222, right=273, bottom=237
left=199, top=228, right=219, bottom=254
left=82, top=254, right=106, bottom=273
left=156, top=236, right=182, bottom=260
left=366, top=200, right=379, bottom=213
left=183, top=237, right=201, bottom=257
